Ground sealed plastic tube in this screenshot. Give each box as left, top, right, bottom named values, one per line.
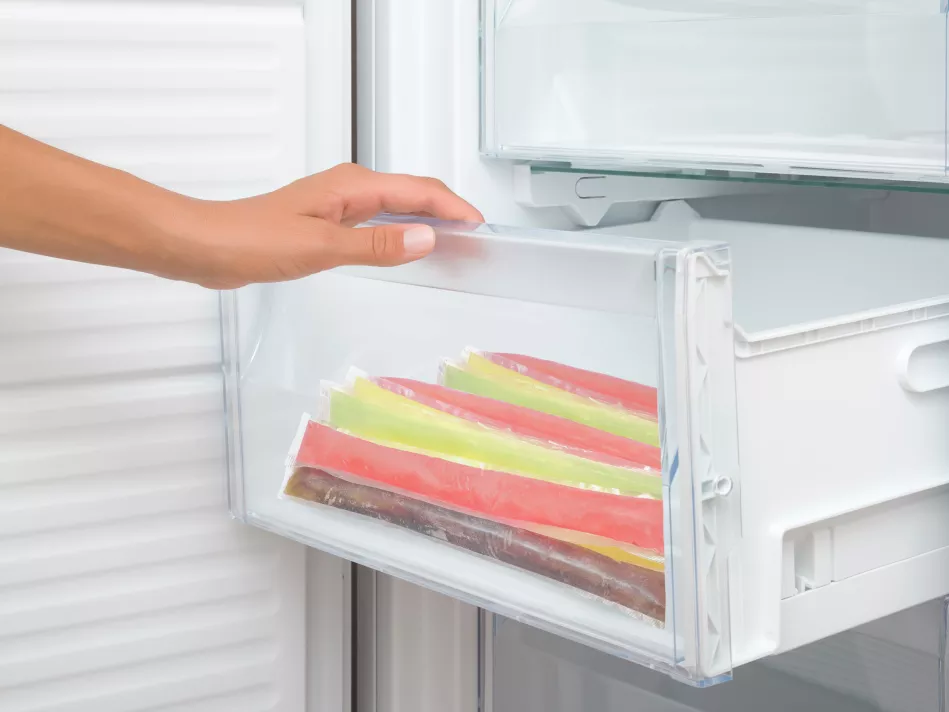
left=377, top=377, right=661, bottom=471
left=441, top=350, right=659, bottom=446
left=284, top=465, right=665, bottom=621
left=483, top=352, right=658, bottom=417
left=293, top=420, right=663, bottom=552
left=325, top=376, right=662, bottom=498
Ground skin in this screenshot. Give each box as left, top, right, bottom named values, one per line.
left=0, top=125, right=483, bottom=289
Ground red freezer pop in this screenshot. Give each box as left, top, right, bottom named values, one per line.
left=487, top=353, right=658, bottom=417
left=285, top=467, right=665, bottom=619
left=382, top=377, right=661, bottom=471
left=295, top=421, right=664, bottom=553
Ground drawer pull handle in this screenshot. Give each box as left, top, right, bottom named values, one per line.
left=897, top=339, right=949, bottom=393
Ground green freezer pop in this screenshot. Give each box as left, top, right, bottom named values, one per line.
left=441, top=352, right=660, bottom=447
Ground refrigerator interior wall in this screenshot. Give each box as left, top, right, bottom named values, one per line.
left=484, top=599, right=949, bottom=712
left=481, top=0, right=949, bottom=182
left=0, top=2, right=310, bottom=710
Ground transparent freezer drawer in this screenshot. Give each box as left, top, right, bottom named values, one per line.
left=481, top=0, right=949, bottom=181
left=223, top=216, right=741, bottom=684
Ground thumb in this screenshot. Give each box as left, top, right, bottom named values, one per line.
left=328, top=222, right=436, bottom=267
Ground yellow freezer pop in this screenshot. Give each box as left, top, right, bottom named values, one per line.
left=516, top=523, right=665, bottom=572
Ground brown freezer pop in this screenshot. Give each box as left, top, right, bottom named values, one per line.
left=285, top=466, right=665, bottom=621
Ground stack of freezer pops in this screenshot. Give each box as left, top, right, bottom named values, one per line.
left=282, top=349, right=666, bottom=623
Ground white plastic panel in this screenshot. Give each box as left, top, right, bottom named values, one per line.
left=481, top=0, right=949, bottom=182
left=0, top=4, right=307, bottom=711
left=224, top=216, right=742, bottom=684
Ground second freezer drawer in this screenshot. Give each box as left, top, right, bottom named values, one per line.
left=222, top=215, right=949, bottom=686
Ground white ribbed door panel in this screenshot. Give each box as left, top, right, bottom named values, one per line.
left=0, top=4, right=306, bottom=712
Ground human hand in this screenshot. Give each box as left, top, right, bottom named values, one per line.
left=172, top=163, right=484, bottom=289
left=0, top=124, right=482, bottom=289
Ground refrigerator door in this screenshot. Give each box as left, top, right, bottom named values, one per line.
left=481, top=0, right=949, bottom=183
left=0, top=3, right=339, bottom=710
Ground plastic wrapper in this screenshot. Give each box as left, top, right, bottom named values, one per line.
left=440, top=349, right=660, bottom=446
left=481, top=352, right=658, bottom=418
left=284, top=465, right=665, bottom=621
left=281, top=353, right=668, bottom=623
left=517, top=524, right=664, bottom=573
left=323, top=373, right=662, bottom=498
left=292, top=420, right=663, bottom=553
left=376, top=377, right=661, bottom=471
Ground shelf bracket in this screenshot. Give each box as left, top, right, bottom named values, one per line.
left=513, top=164, right=770, bottom=227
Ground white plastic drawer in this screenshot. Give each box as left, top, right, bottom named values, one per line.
left=617, top=210, right=949, bottom=667
left=481, top=0, right=949, bottom=182
left=222, top=214, right=949, bottom=685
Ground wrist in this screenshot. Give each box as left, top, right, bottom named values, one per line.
left=104, top=163, right=235, bottom=286
left=145, top=192, right=256, bottom=289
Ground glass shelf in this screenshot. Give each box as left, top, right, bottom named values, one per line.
left=481, top=0, right=949, bottom=188
left=526, top=163, right=949, bottom=195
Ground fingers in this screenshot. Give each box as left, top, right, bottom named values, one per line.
left=323, top=221, right=437, bottom=268
left=348, top=168, right=484, bottom=224
left=295, top=164, right=484, bottom=225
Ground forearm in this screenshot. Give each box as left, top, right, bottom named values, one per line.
left=0, top=126, right=480, bottom=288
left=0, top=125, right=195, bottom=276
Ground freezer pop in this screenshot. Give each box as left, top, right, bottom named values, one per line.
left=285, top=466, right=665, bottom=621
left=294, top=420, right=664, bottom=552
left=485, top=352, right=658, bottom=417
left=513, top=523, right=665, bottom=572
left=326, top=377, right=662, bottom=498
left=379, top=377, right=661, bottom=471
left=441, top=352, right=660, bottom=446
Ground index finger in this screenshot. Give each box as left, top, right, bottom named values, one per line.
left=333, top=169, right=485, bottom=226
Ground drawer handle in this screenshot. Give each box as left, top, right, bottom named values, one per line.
left=897, top=339, right=949, bottom=393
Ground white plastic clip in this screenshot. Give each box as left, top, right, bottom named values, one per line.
left=701, top=474, right=733, bottom=501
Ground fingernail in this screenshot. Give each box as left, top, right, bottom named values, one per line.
left=402, top=225, right=436, bottom=255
